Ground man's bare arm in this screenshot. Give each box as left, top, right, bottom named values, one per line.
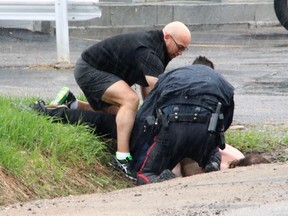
left=140, top=75, right=158, bottom=100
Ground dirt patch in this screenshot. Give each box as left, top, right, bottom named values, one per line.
left=0, top=164, right=135, bottom=207
left=0, top=168, right=34, bottom=206
left=1, top=162, right=288, bottom=216
left=27, top=63, right=74, bottom=70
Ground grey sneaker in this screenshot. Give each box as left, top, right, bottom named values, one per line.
left=150, top=169, right=176, bottom=184
left=110, top=156, right=136, bottom=181
left=50, top=87, right=76, bottom=108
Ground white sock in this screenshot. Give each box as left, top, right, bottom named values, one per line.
left=70, top=100, right=78, bottom=109
left=116, top=151, right=131, bottom=160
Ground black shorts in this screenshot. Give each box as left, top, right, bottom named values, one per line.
left=74, top=57, right=121, bottom=110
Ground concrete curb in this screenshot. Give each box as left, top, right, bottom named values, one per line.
left=68, top=1, right=279, bottom=39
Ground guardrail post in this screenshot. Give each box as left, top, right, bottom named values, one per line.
left=55, top=0, right=70, bottom=63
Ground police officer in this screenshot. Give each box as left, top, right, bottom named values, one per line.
left=130, top=56, right=235, bottom=185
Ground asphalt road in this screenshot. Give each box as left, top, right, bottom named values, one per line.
left=1, top=26, right=288, bottom=215
left=0, top=26, right=288, bottom=125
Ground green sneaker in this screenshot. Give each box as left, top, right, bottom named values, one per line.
left=109, top=156, right=136, bottom=181
left=50, top=87, right=76, bottom=108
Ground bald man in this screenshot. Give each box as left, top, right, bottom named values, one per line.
left=51, top=21, right=191, bottom=178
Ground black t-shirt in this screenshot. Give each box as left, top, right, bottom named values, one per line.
left=81, top=30, right=171, bottom=87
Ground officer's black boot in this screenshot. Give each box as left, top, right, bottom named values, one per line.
left=204, top=153, right=221, bottom=172
left=204, top=161, right=220, bottom=172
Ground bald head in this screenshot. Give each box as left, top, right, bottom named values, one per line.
left=163, top=21, right=191, bottom=46
left=162, top=21, right=191, bottom=58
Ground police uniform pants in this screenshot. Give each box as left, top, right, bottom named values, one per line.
left=137, top=120, right=220, bottom=185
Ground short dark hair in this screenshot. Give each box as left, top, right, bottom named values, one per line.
left=192, top=56, right=214, bottom=69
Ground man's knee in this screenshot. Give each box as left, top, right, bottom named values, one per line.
left=124, top=92, right=139, bottom=111
left=137, top=169, right=176, bottom=185
left=102, top=81, right=139, bottom=110
left=137, top=173, right=152, bottom=185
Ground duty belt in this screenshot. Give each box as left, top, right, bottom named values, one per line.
left=167, top=114, right=210, bottom=123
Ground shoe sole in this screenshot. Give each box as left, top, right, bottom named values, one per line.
left=108, top=161, right=136, bottom=181
left=50, top=87, right=69, bottom=106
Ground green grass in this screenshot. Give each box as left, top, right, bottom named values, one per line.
left=226, top=124, right=288, bottom=155
left=0, top=95, right=287, bottom=205
left=1, top=97, right=107, bottom=169
left=0, top=96, right=132, bottom=205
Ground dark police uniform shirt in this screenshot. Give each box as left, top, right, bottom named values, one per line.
left=81, top=30, right=171, bottom=87
left=130, top=64, right=235, bottom=171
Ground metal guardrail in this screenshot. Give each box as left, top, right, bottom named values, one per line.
left=0, top=0, right=101, bottom=21
left=0, top=0, right=102, bottom=62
